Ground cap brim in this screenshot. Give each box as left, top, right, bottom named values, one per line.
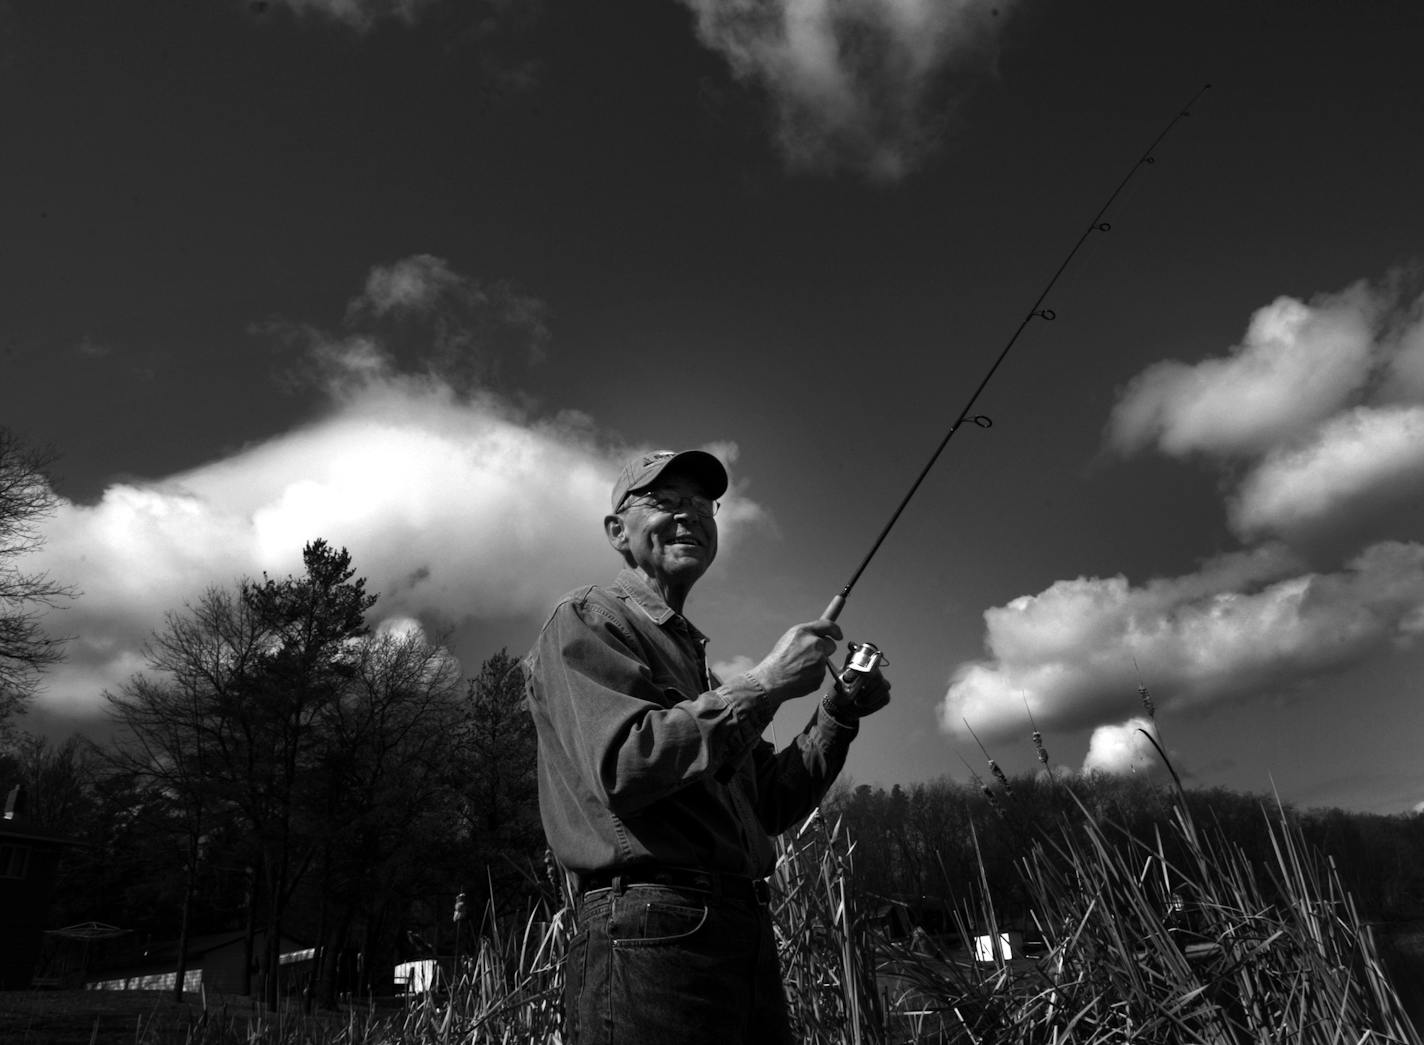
left=636, top=450, right=728, bottom=501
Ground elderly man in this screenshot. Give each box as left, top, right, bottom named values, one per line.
left=525, top=448, right=889, bottom=1044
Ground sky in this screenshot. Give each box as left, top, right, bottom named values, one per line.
left=4, top=0, right=1424, bottom=815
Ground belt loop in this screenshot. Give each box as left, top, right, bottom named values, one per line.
left=612, top=875, right=626, bottom=896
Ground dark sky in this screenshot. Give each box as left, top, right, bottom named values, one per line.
left=5, top=0, right=1424, bottom=812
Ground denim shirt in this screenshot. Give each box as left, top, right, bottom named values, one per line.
left=526, top=568, right=859, bottom=885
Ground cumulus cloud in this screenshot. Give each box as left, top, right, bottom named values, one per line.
left=680, top=0, right=1012, bottom=180
left=1081, top=717, right=1167, bottom=779
left=353, top=254, right=467, bottom=316
left=29, top=257, right=764, bottom=718
left=941, top=542, right=1424, bottom=740
left=341, top=254, right=550, bottom=385
left=1108, top=284, right=1381, bottom=460
left=1382, top=310, right=1424, bottom=401
left=1229, top=405, right=1424, bottom=542
left=943, top=271, right=1424, bottom=754
left=265, top=255, right=549, bottom=403
left=1109, top=275, right=1424, bottom=546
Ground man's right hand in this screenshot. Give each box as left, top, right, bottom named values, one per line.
left=747, top=619, right=843, bottom=704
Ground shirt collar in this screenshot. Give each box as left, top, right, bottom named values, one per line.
left=613, top=567, right=708, bottom=642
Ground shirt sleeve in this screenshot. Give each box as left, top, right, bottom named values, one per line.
left=748, top=704, right=859, bottom=836
left=530, top=595, right=778, bottom=816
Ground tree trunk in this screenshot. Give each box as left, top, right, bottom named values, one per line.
left=241, top=864, right=257, bottom=997
left=316, top=907, right=350, bottom=1007
left=172, top=852, right=196, bottom=1003
left=307, top=855, right=329, bottom=1013
left=263, top=905, right=282, bottom=1009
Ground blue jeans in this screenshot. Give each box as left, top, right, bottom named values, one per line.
left=564, top=882, right=793, bottom=1044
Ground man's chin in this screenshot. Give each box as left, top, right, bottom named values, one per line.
left=664, top=554, right=713, bottom=582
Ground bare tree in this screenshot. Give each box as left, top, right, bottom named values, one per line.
left=105, top=583, right=272, bottom=1001
left=107, top=541, right=379, bottom=1007
left=0, top=428, right=72, bottom=725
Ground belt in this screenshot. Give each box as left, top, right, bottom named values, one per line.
left=579, top=866, right=772, bottom=905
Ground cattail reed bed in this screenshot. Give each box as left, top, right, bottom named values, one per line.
left=10, top=777, right=1421, bottom=1044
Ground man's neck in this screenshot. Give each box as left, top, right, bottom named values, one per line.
left=631, top=566, right=691, bottom=615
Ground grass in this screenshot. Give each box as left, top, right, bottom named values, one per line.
left=0, top=989, right=298, bottom=1045
left=10, top=750, right=1422, bottom=1042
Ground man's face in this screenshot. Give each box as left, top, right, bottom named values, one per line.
left=605, top=472, right=719, bottom=591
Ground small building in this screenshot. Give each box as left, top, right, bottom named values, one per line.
left=86, top=930, right=315, bottom=995
left=0, top=786, right=79, bottom=988
left=35, top=922, right=131, bottom=987
left=972, top=929, right=1025, bottom=962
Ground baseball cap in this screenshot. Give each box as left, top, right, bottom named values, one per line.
left=610, top=449, right=729, bottom=512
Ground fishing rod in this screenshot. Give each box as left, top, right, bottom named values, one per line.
left=826, top=84, right=1211, bottom=705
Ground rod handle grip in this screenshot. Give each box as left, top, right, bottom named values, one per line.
left=822, top=594, right=845, bottom=623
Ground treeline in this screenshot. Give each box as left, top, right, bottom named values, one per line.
left=828, top=773, right=1424, bottom=932
left=6, top=537, right=1424, bottom=1007
left=0, top=540, right=546, bottom=1005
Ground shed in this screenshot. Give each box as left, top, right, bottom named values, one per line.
left=0, top=786, right=80, bottom=988
left=86, top=930, right=315, bottom=995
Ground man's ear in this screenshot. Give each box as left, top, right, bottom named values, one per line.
left=604, top=514, right=628, bottom=553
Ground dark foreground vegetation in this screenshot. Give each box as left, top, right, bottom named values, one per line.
left=3, top=542, right=544, bottom=1008
left=4, top=774, right=1423, bottom=1043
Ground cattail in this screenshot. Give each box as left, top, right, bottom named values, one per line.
left=962, top=759, right=1005, bottom=818
left=983, top=785, right=1004, bottom=818
left=964, top=717, right=1013, bottom=799
left=1032, top=730, right=1050, bottom=766
left=989, top=758, right=1014, bottom=798
left=1132, top=657, right=1156, bottom=718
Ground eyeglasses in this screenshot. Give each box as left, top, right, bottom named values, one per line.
left=620, top=491, right=721, bottom=517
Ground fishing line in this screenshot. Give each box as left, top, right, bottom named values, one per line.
left=821, top=83, right=1211, bottom=625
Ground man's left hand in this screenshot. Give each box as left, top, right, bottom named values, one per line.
left=823, top=669, right=891, bottom=721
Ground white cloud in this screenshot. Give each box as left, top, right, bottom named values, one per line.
left=679, top=0, right=1012, bottom=180
left=1229, top=405, right=1424, bottom=541
left=332, top=254, right=550, bottom=384
left=1108, top=276, right=1424, bottom=547
left=1081, top=717, right=1167, bottom=779
left=945, top=271, right=1424, bottom=764
left=353, top=255, right=464, bottom=317
left=374, top=615, right=427, bottom=641
left=1108, top=285, right=1381, bottom=459
left=1098, top=271, right=1424, bottom=552
left=1382, top=312, right=1424, bottom=401
left=941, top=542, right=1424, bottom=740
left=28, top=259, right=765, bottom=719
